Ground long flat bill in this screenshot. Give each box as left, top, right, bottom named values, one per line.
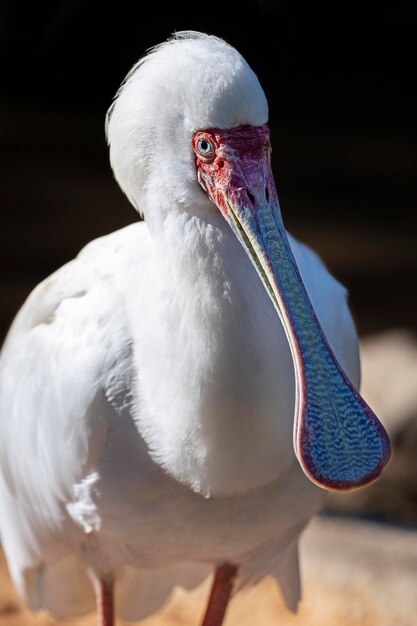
left=229, top=202, right=391, bottom=491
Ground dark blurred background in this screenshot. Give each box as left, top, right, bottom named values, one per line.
left=1, top=1, right=416, bottom=522
left=1, top=1, right=416, bottom=336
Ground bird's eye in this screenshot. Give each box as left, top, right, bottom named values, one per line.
left=194, top=134, right=216, bottom=161
left=197, top=140, right=210, bottom=154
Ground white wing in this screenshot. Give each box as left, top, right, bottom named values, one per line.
left=0, top=221, right=360, bottom=620
left=0, top=222, right=151, bottom=610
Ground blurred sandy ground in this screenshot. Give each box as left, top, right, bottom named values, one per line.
left=0, top=328, right=416, bottom=625
left=1, top=515, right=416, bottom=626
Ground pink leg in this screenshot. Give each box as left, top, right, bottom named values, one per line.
left=96, top=577, right=114, bottom=626
left=200, top=563, right=238, bottom=626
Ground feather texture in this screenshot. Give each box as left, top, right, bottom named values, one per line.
left=0, top=32, right=361, bottom=620
left=0, top=220, right=359, bottom=618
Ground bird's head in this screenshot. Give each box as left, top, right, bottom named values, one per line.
left=106, top=32, right=267, bottom=223
left=106, top=32, right=391, bottom=491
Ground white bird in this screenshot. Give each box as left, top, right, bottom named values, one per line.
left=0, top=32, right=390, bottom=626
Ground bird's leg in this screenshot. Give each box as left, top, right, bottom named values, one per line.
left=95, top=576, right=114, bottom=626
left=200, top=562, right=238, bottom=626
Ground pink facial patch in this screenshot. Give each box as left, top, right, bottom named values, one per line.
left=193, top=125, right=272, bottom=217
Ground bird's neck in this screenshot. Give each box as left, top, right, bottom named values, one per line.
left=129, top=208, right=294, bottom=497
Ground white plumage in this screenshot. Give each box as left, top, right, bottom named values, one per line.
left=0, top=32, right=361, bottom=622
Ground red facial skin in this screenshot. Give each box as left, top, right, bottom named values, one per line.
left=192, top=125, right=272, bottom=218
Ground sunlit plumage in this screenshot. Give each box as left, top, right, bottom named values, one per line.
left=0, top=32, right=389, bottom=625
